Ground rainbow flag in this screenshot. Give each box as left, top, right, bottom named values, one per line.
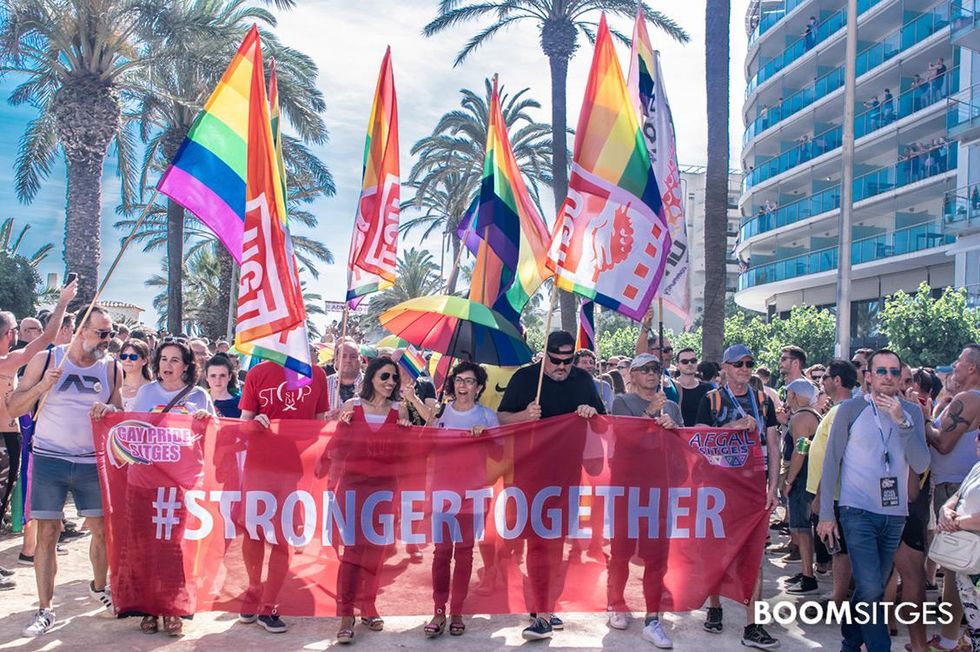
left=347, top=47, right=400, bottom=306
left=576, top=300, right=596, bottom=351
left=546, top=15, right=672, bottom=321
left=157, top=26, right=259, bottom=263
left=628, top=10, right=691, bottom=323
left=466, top=77, right=552, bottom=327
left=232, top=30, right=312, bottom=383
left=396, top=345, right=427, bottom=382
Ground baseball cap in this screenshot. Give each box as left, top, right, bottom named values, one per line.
left=786, top=378, right=817, bottom=405
left=722, top=344, right=754, bottom=364
left=630, top=353, right=662, bottom=370
left=546, top=330, right=576, bottom=353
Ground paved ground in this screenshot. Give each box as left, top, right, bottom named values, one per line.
left=0, top=521, right=917, bottom=651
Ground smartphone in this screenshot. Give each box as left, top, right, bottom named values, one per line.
left=823, top=534, right=842, bottom=555
left=64, top=272, right=77, bottom=287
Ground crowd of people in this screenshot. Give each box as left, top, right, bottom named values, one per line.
left=1, top=286, right=979, bottom=651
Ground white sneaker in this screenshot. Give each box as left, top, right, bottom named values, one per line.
left=89, top=581, right=113, bottom=613
left=23, top=609, right=55, bottom=637
left=607, top=609, right=630, bottom=630
left=642, top=618, right=673, bottom=649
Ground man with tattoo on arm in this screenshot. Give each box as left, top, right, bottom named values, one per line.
left=924, top=344, right=980, bottom=652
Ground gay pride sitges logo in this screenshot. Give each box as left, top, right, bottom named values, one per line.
left=107, top=420, right=199, bottom=468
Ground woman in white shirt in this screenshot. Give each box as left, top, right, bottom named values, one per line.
left=118, top=338, right=152, bottom=411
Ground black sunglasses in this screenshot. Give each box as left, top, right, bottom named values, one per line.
left=118, top=353, right=141, bottom=361
left=851, top=359, right=864, bottom=369
left=162, top=336, right=188, bottom=345
left=92, top=328, right=117, bottom=340
left=679, top=357, right=698, bottom=365
left=730, top=359, right=756, bottom=368
left=658, top=346, right=673, bottom=353
left=379, top=371, right=400, bottom=382
left=635, top=365, right=662, bottom=374
left=547, top=354, right=574, bottom=366
left=873, top=367, right=902, bottom=377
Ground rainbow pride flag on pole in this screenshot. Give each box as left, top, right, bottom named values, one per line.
left=546, top=15, right=672, bottom=321
left=576, top=300, right=596, bottom=351
left=232, top=30, right=312, bottom=383
left=157, top=26, right=259, bottom=262
left=466, top=77, right=552, bottom=327
left=628, top=10, right=691, bottom=323
left=347, top=47, right=400, bottom=306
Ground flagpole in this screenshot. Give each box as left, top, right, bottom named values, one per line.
left=333, top=303, right=350, bottom=411
left=657, top=296, right=665, bottom=361
left=35, top=188, right=161, bottom=420
left=534, top=283, right=559, bottom=404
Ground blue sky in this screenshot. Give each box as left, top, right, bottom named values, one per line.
left=1, top=0, right=751, bottom=329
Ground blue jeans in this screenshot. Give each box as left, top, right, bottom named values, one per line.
left=838, top=506, right=905, bottom=652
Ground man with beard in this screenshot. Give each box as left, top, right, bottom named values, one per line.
left=7, top=304, right=122, bottom=637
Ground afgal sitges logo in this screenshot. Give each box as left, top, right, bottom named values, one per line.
left=106, top=420, right=199, bottom=468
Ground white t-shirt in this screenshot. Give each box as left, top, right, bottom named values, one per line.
left=435, top=402, right=500, bottom=431
left=133, top=382, right=216, bottom=416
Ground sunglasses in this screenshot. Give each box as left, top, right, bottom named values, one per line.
left=811, top=374, right=825, bottom=381
left=851, top=360, right=864, bottom=369
left=657, top=346, right=673, bottom=353
left=454, top=377, right=478, bottom=386
left=378, top=371, right=400, bottom=382
left=635, top=365, right=662, bottom=374
left=92, top=329, right=117, bottom=340
left=118, top=353, right=141, bottom=361
left=679, top=357, right=698, bottom=365
left=873, top=367, right=902, bottom=377
left=548, top=354, right=574, bottom=366
left=162, top=336, right=188, bottom=345
left=729, top=359, right=756, bottom=368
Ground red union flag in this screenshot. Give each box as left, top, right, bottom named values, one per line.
left=94, top=413, right=767, bottom=618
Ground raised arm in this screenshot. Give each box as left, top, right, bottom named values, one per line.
left=0, top=279, right=76, bottom=375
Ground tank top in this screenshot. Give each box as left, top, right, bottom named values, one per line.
left=352, top=399, right=400, bottom=429
left=33, top=346, right=113, bottom=463
left=931, top=389, right=980, bottom=484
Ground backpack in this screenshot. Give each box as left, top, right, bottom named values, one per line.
left=705, top=386, right=770, bottom=426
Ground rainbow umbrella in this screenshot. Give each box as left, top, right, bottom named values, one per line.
left=375, top=334, right=409, bottom=349
left=380, top=295, right=532, bottom=366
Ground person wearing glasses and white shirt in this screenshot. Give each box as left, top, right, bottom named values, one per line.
left=6, top=304, right=121, bottom=637
left=817, top=349, right=929, bottom=652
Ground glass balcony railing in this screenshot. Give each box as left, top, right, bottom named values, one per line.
left=738, top=219, right=955, bottom=290
left=740, top=144, right=957, bottom=240
left=747, top=0, right=809, bottom=45
left=742, top=67, right=958, bottom=191
left=942, top=186, right=980, bottom=229
left=744, top=0, right=958, bottom=143
left=947, top=81, right=980, bottom=132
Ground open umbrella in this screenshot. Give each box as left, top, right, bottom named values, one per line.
left=375, top=334, right=409, bottom=349
left=379, top=295, right=532, bottom=367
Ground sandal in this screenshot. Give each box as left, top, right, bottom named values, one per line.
left=163, top=615, right=183, bottom=637
left=337, top=627, right=355, bottom=644
left=424, top=610, right=446, bottom=638
left=449, top=617, right=465, bottom=636
left=361, top=616, right=384, bottom=631
left=140, top=615, right=159, bottom=634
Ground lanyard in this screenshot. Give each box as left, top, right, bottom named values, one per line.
left=867, top=394, right=894, bottom=473
left=725, top=386, right=763, bottom=438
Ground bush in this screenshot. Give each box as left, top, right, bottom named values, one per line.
left=878, top=283, right=980, bottom=367
left=0, top=253, right=40, bottom=318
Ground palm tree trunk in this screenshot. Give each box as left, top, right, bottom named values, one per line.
left=445, top=236, right=462, bottom=294
left=166, top=200, right=184, bottom=335
left=703, top=0, right=732, bottom=362
left=63, top=157, right=103, bottom=307
left=217, top=248, right=235, bottom=340
left=548, top=53, right=577, bottom=334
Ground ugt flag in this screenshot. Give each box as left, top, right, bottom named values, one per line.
left=547, top=15, right=672, bottom=321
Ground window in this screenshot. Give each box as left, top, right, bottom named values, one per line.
left=850, top=298, right=882, bottom=339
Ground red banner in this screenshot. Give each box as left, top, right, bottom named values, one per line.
left=94, top=413, right=767, bottom=617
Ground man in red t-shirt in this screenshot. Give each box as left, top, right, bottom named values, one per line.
left=238, top=361, right=329, bottom=633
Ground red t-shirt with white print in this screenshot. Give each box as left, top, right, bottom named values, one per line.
left=239, top=361, right=329, bottom=420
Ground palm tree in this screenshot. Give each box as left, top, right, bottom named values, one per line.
left=364, top=247, right=444, bottom=328
left=124, top=0, right=330, bottom=334
left=423, top=0, right=689, bottom=332
left=404, top=79, right=555, bottom=293
left=702, top=0, right=730, bottom=361
left=0, top=217, right=53, bottom=267
left=0, top=0, right=148, bottom=304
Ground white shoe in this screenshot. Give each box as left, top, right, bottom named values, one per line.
left=23, top=609, right=56, bottom=637
left=642, top=618, right=673, bottom=648
left=607, top=609, right=629, bottom=630
left=88, top=581, right=113, bottom=613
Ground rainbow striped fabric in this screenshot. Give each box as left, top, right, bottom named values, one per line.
left=465, top=77, right=552, bottom=327
left=396, top=345, right=427, bottom=382
left=347, top=47, right=400, bottom=306
left=576, top=300, right=596, bottom=351
left=157, top=26, right=259, bottom=263
left=546, top=15, right=672, bottom=321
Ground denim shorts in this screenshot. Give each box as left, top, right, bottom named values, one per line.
left=30, top=454, right=103, bottom=520
left=788, top=478, right=813, bottom=531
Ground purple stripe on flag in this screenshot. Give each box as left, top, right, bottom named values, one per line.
left=158, top=166, right=244, bottom=262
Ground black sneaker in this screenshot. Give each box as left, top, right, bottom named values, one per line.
left=521, top=616, right=553, bottom=640
left=782, top=572, right=804, bottom=586
left=742, top=624, right=780, bottom=649
left=703, top=606, right=723, bottom=633
left=787, top=576, right=819, bottom=595
left=59, top=528, right=88, bottom=542
left=0, top=566, right=13, bottom=577
left=779, top=549, right=801, bottom=562
left=17, top=553, right=33, bottom=566
left=549, top=614, right=564, bottom=630
left=258, top=611, right=287, bottom=633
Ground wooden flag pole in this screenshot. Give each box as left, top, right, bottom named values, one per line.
left=34, top=188, right=161, bottom=421
left=333, top=303, right=351, bottom=411
left=657, top=296, right=665, bottom=360
left=534, top=282, right=560, bottom=404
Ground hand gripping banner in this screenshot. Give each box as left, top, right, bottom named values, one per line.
left=94, top=413, right=767, bottom=617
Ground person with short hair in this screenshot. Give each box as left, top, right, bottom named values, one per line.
left=204, top=354, right=241, bottom=418
left=16, top=317, right=43, bottom=348
left=851, top=348, right=874, bottom=395
left=327, top=339, right=363, bottom=410
left=674, top=347, right=711, bottom=427
left=697, top=360, right=721, bottom=387
left=574, top=349, right=614, bottom=411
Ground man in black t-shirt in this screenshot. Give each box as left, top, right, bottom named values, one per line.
left=674, top=347, right=711, bottom=426
left=499, top=330, right=605, bottom=641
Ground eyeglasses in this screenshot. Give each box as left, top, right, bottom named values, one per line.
left=679, top=357, right=698, bottom=365
left=811, top=375, right=825, bottom=382
left=634, top=365, right=662, bottom=374
left=454, top=377, right=478, bottom=386
left=118, top=353, right=141, bottom=361
left=162, top=336, right=188, bottom=345
left=873, top=367, right=902, bottom=377
left=91, top=328, right=117, bottom=340
left=851, top=359, right=864, bottom=369
left=378, top=371, right=400, bottom=382
left=729, top=359, right=756, bottom=368
left=657, top=346, right=673, bottom=354
left=547, top=354, right=574, bottom=366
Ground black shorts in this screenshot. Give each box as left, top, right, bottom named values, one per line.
left=901, top=485, right=931, bottom=553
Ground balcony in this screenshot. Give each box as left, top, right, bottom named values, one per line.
left=747, top=0, right=809, bottom=46
left=942, top=186, right=980, bottom=235
left=950, top=1, right=980, bottom=50
left=738, top=219, right=955, bottom=290
left=743, top=0, right=957, bottom=144
left=948, top=82, right=980, bottom=142
left=743, top=68, right=957, bottom=191
left=740, top=143, right=957, bottom=241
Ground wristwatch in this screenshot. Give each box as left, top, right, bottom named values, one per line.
left=897, top=416, right=913, bottom=430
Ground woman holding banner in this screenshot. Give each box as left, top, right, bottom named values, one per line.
left=423, top=361, right=500, bottom=637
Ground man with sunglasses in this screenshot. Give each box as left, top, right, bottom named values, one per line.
left=695, top=344, right=781, bottom=649
left=675, top=347, right=710, bottom=427
left=817, top=349, right=929, bottom=652
left=7, top=303, right=121, bottom=637
left=498, top=330, right=606, bottom=641
left=851, top=348, right=874, bottom=396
